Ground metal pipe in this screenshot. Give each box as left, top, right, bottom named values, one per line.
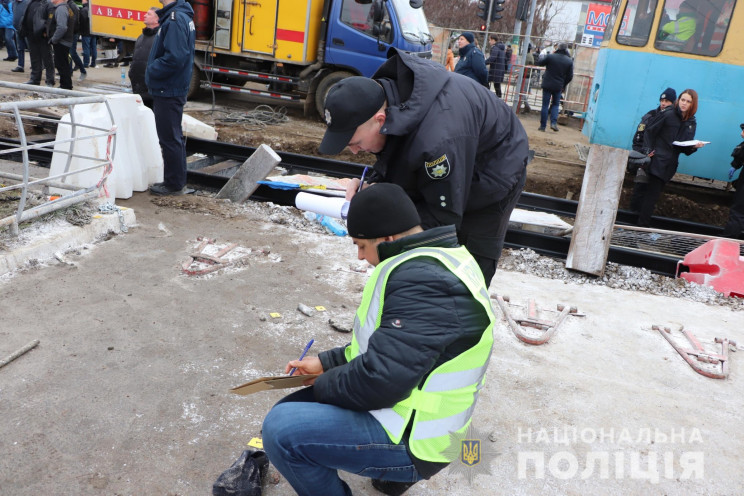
left=0, top=81, right=95, bottom=97
left=0, top=189, right=101, bottom=229
left=0, top=171, right=81, bottom=191
left=0, top=96, right=108, bottom=112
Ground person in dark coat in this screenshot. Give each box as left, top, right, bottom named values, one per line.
left=454, top=31, right=487, bottom=87
left=485, top=34, right=506, bottom=98
left=262, top=183, right=495, bottom=496
left=504, top=44, right=513, bottom=73
left=635, top=88, right=706, bottom=227
left=47, top=0, right=76, bottom=90
left=537, top=42, right=573, bottom=132
left=146, top=0, right=196, bottom=196
left=21, top=0, right=54, bottom=86
left=318, top=49, right=531, bottom=285
left=129, top=7, right=158, bottom=108
left=721, top=123, right=744, bottom=239
left=629, top=87, right=676, bottom=212
left=79, top=0, right=96, bottom=68
left=11, top=0, right=29, bottom=72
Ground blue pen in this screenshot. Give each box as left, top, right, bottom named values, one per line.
left=289, top=339, right=314, bottom=376
left=357, top=167, right=369, bottom=193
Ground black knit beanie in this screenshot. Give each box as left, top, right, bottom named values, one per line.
left=347, top=183, right=421, bottom=239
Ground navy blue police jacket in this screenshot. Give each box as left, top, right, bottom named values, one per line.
left=145, top=0, right=195, bottom=98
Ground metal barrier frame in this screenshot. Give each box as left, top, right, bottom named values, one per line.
left=0, top=82, right=117, bottom=236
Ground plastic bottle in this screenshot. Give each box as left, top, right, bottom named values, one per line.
left=121, top=66, right=127, bottom=87
left=303, top=212, right=347, bottom=237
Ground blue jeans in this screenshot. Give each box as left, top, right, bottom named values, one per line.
left=540, top=88, right=562, bottom=128
left=69, top=36, right=86, bottom=73
left=262, top=388, right=422, bottom=496
left=16, top=35, right=26, bottom=68
left=81, top=35, right=97, bottom=67
left=4, top=28, right=17, bottom=59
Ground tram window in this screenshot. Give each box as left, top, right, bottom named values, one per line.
left=654, top=0, right=736, bottom=56
left=617, top=0, right=659, bottom=46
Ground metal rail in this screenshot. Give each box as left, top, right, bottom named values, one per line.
left=0, top=134, right=719, bottom=275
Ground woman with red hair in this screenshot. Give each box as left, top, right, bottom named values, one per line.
left=634, top=88, right=706, bottom=226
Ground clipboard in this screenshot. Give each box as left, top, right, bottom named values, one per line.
left=230, top=374, right=318, bottom=396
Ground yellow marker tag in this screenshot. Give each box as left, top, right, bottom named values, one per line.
left=315, top=306, right=326, bottom=311
left=247, top=437, right=263, bottom=449
left=269, top=312, right=282, bottom=318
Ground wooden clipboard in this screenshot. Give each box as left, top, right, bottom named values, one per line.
left=230, top=374, right=318, bottom=396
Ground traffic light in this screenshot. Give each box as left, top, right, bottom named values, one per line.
left=477, top=0, right=491, bottom=20
left=480, top=24, right=487, bottom=31
left=516, top=0, right=529, bottom=21
left=492, top=0, right=505, bottom=21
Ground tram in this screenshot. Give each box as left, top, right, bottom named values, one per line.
left=583, top=0, right=743, bottom=182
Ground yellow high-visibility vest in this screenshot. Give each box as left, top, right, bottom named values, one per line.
left=345, top=246, right=495, bottom=462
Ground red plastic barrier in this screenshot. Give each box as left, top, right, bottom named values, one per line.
left=679, top=239, right=744, bottom=298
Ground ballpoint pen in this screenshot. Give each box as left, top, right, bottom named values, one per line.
left=289, top=339, right=314, bottom=376
left=358, top=167, right=369, bottom=193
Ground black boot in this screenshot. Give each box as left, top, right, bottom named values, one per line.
left=371, top=479, right=416, bottom=496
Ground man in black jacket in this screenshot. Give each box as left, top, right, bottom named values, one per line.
left=20, top=0, right=54, bottom=86
left=628, top=87, right=676, bottom=212
left=129, top=7, right=158, bottom=108
left=537, top=42, right=573, bottom=132
left=722, top=123, right=744, bottom=239
left=262, top=183, right=495, bottom=496
left=485, top=34, right=506, bottom=98
left=318, top=49, right=530, bottom=285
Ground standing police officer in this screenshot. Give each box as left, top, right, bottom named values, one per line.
left=319, top=49, right=530, bottom=285
left=146, top=0, right=196, bottom=196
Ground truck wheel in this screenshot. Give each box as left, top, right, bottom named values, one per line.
left=187, top=65, right=202, bottom=99
left=315, top=71, right=355, bottom=118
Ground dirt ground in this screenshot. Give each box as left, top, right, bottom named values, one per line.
left=1, top=191, right=742, bottom=496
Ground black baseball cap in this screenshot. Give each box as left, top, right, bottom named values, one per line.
left=318, top=77, right=386, bottom=155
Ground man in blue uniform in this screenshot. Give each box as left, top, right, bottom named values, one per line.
left=318, top=49, right=530, bottom=285
left=146, top=0, right=195, bottom=196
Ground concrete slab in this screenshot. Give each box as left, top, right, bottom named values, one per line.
left=0, top=206, right=136, bottom=276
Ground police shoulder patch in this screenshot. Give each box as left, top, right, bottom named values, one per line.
left=425, top=155, right=451, bottom=180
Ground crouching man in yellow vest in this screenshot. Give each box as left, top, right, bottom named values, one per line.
left=262, top=183, right=496, bottom=496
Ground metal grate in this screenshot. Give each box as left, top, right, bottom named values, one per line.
left=611, top=227, right=744, bottom=258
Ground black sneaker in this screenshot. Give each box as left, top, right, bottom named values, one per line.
left=550, top=123, right=559, bottom=132
left=3, top=56, right=17, bottom=62
left=149, top=182, right=187, bottom=196
left=371, top=479, right=416, bottom=496
left=538, top=126, right=546, bottom=132
left=23, top=80, right=40, bottom=85
left=11, top=66, right=24, bottom=72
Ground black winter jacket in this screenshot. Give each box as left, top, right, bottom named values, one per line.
left=130, top=26, right=158, bottom=104
left=454, top=42, right=488, bottom=86
left=485, top=42, right=506, bottom=83
left=368, top=49, right=530, bottom=231
left=314, top=225, right=491, bottom=478
left=643, top=106, right=697, bottom=182
left=632, top=106, right=663, bottom=153
left=537, top=48, right=573, bottom=92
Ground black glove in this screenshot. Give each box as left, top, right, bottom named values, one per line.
left=627, top=150, right=651, bottom=173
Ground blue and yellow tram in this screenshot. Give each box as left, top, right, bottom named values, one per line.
left=583, top=0, right=743, bottom=182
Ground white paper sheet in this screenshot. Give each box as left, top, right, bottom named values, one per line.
left=295, top=192, right=350, bottom=219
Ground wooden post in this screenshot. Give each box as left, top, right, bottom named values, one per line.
left=566, top=144, right=628, bottom=276
left=216, top=144, right=281, bottom=202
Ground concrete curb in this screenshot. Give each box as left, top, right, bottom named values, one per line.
left=0, top=207, right=137, bottom=276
